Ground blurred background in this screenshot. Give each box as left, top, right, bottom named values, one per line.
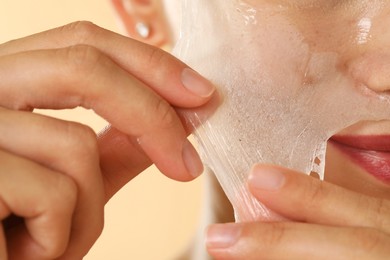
left=0, top=1, right=203, bottom=259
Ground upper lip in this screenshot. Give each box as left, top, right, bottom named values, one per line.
left=330, top=135, right=390, bottom=152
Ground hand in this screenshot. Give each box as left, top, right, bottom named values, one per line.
left=206, top=165, right=390, bottom=259
left=0, top=21, right=215, bottom=184
left=0, top=108, right=104, bottom=260
left=0, top=22, right=215, bottom=259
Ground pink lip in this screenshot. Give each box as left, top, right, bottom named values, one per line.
left=329, top=135, right=390, bottom=184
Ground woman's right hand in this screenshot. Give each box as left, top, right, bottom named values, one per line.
left=0, top=21, right=215, bottom=259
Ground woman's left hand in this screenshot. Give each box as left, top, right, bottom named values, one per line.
left=206, top=164, right=390, bottom=259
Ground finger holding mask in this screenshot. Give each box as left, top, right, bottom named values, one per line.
left=136, top=0, right=390, bottom=258
left=0, top=9, right=216, bottom=259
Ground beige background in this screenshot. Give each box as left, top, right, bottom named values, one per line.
left=0, top=1, right=203, bottom=259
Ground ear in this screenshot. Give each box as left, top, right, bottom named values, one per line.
left=111, top=0, right=173, bottom=48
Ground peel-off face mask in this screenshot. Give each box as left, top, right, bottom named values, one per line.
left=174, top=0, right=390, bottom=221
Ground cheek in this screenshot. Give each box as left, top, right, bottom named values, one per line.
left=232, top=2, right=390, bottom=96
left=226, top=8, right=337, bottom=94
left=227, top=14, right=311, bottom=91
left=176, top=0, right=390, bottom=221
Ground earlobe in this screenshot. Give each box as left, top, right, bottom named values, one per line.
left=111, top=0, right=173, bottom=48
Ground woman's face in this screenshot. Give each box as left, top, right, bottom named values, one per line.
left=248, top=1, right=390, bottom=198
left=164, top=0, right=390, bottom=200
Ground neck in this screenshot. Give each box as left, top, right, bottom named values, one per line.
left=178, top=170, right=234, bottom=260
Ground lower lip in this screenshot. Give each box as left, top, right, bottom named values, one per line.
left=329, top=138, right=390, bottom=184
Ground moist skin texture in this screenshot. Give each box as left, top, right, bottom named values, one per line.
left=174, top=0, right=390, bottom=221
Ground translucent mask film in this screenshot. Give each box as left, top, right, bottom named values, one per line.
left=174, top=0, right=390, bottom=221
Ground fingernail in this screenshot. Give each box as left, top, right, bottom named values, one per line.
left=249, top=166, right=285, bottom=191
left=206, top=224, right=241, bottom=249
left=182, top=140, right=204, bottom=178
left=181, top=68, right=215, bottom=98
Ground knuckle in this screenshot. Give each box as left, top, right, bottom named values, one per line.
left=52, top=174, right=78, bottom=209
left=370, top=199, right=390, bottom=231
left=303, top=179, right=328, bottom=210
left=352, top=228, right=388, bottom=255
left=63, top=122, right=98, bottom=159
left=150, top=97, right=178, bottom=130
left=145, top=46, right=169, bottom=70
left=259, top=223, right=286, bottom=248
left=62, top=44, right=104, bottom=77
left=60, top=21, right=100, bottom=45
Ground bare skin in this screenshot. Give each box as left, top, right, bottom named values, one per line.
left=0, top=21, right=215, bottom=259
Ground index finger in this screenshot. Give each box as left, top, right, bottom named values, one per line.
left=0, top=21, right=215, bottom=108
left=0, top=46, right=204, bottom=181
